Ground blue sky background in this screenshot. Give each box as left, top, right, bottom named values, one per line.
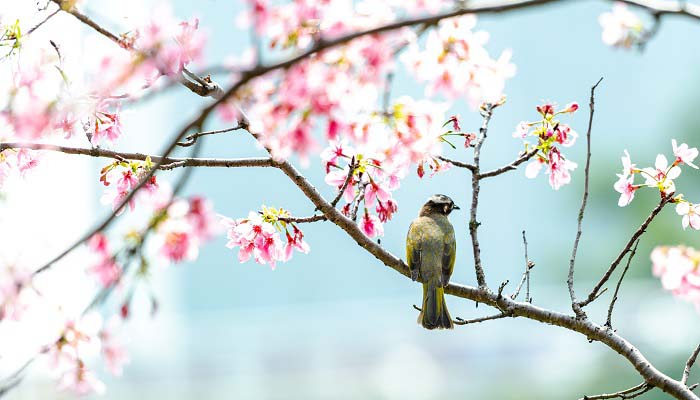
left=8, top=1, right=700, bottom=399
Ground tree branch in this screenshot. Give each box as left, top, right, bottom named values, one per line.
left=478, top=148, right=538, bottom=179
left=0, top=142, right=274, bottom=170
left=569, top=77, right=603, bottom=318
left=512, top=230, right=533, bottom=302
left=437, top=156, right=476, bottom=171
left=581, top=382, right=653, bottom=399
left=683, top=344, right=700, bottom=385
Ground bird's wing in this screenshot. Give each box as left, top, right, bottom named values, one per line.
left=406, top=221, right=422, bottom=281
left=441, top=232, right=456, bottom=287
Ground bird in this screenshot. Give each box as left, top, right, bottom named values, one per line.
left=406, top=194, right=459, bottom=330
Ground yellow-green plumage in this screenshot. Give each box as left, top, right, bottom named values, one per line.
left=406, top=195, right=457, bottom=330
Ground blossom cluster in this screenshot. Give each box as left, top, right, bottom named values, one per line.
left=0, top=148, right=39, bottom=188
left=99, top=158, right=159, bottom=215
left=401, top=15, right=516, bottom=108
left=651, top=246, right=700, bottom=310
left=613, top=140, right=698, bottom=226
left=513, top=101, right=579, bottom=190
left=45, top=313, right=129, bottom=396
left=222, top=206, right=310, bottom=269
left=0, top=5, right=205, bottom=152
left=598, top=3, right=646, bottom=49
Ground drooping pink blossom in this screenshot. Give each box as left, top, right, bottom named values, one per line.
left=614, top=174, right=637, bottom=207
left=672, top=139, right=699, bottom=169
left=546, top=148, right=577, bottom=190
left=360, top=212, right=384, bottom=238
left=676, top=202, right=700, bottom=230
left=87, top=234, right=121, bottom=287
left=651, top=246, right=700, bottom=310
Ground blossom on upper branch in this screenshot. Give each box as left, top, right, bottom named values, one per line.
left=514, top=101, right=579, bottom=190
left=599, top=3, right=646, bottom=49
left=401, top=15, right=515, bottom=108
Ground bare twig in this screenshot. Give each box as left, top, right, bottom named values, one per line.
left=579, top=195, right=671, bottom=307
left=330, top=158, right=356, bottom=207
left=581, top=382, right=653, bottom=399
left=512, top=230, right=533, bottom=301
left=683, top=344, right=700, bottom=385
left=478, top=149, right=538, bottom=179
left=469, top=103, right=496, bottom=288
left=437, top=156, right=477, bottom=171
left=176, top=124, right=246, bottom=147
left=26, top=7, right=61, bottom=36
left=605, top=239, right=639, bottom=329
left=454, top=312, right=511, bottom=325
left=569, top=77, right=603, bottom=318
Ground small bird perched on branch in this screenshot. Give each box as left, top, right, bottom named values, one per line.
left=406, top=194, right=459, bottom=330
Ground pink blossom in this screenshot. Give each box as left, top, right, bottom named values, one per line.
left=87, top=234, right=121, bottom=287
left=158, top=221, right=199, bottom=263
left=651, top=246, right=700, bottom=310
left=525, top=158, right=544, bottom=179
left=561, top=102, right=579, bottom=113
left=641, top=154, right=681, bottom=194
left=283, top=225, right=310, bottom=261
left=676, top=202, right=700, bottom=230
left=613, top=174, right=637, bottom=207
left=186, top=196, right=218, bottom=240
left=536, top=103, right=555, bottom=117
left=546, top=148, right=577, bottom=190
left=360, top=212, right=384, bottom=238
left=621, top=149, right=635, bottom=177
left=223, top=212, right=287, bottom=268
left=513, top=121, right=530, bottom=139
left=100, top=320, right=129, bottom=376
left=364, top=181, right=391, bottom=208
left=15, top=149, right=38, bottom=176
left=599, top=3, right=645, bottom=48
left=376, top=199, right=398, bottom=222
left=555, top=124, right=577, bottom=147
left=672, top=139, right=699, bottom=169
left=0, top=265, right=31, bottom=321
left=57, top=361, right=106, bottom=396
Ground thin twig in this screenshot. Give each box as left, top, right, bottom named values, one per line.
left=469, top=103, right=497, bottom=288
left=454, top=312, right=511, bottom=325
left=605, top=239, right=639, bottom=329
left=683, top=344, right=700, bottom=385
left=579, top=195, right=672, bottom=307
left=478, top=149, right=538, bottom=179
left=512, top=230, right=534, bottom=301
left=26, top=7, right=61, bottom=36
left=176, top=124, right=246, bottom=147
left=437, top=156, right=476, bottom=171
left=330, top=158, right=356, bottom=207
left=581, top=382, right=653, bottom=399
left=568, top=77, right=603, bottom=318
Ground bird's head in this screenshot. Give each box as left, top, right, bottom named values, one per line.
left=419, top=194, right=460, bottom=216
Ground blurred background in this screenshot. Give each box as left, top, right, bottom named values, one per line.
left=4, top=0, right=700, bottom=399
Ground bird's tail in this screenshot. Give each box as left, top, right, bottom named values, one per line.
left=418, top=283, right=454, bottom=330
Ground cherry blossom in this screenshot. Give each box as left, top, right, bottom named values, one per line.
left=614, top=174, right=638, bottom=207
left=87, top=234, right=121, bottom=287
left=672, top=139, right=699, bottom=169
left=0, top=264, right=32, bottom=321
left=222, top=206, right=310, bottom=269
left=515, top=101, right=579, bottom=190
left=676, top=202, right=700, bottom=230
left=360, top=211, right=383, bottom=238
left=57, top=361, right=106, bottom=396
left=599, top=3, right=645, bottom=48
left=651, top=246, right=700, bottom=310
left=100, top=319, right=130, bottom=376
left=641, top=154, right=680, bottom=195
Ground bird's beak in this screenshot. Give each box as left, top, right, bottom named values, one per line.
left=453, top=204, right=460, bottom=210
